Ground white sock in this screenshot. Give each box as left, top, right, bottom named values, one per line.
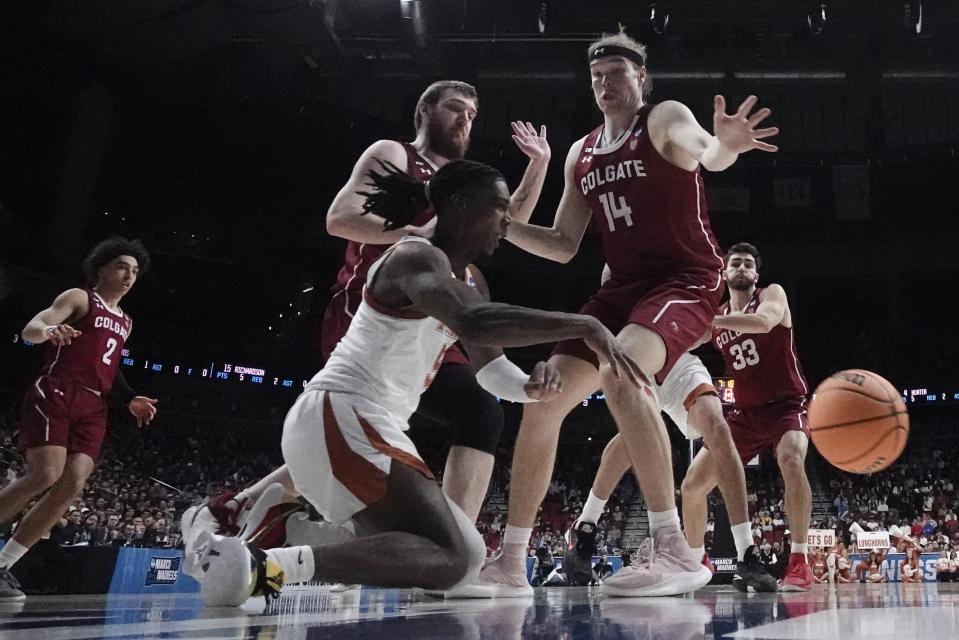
left=502, top=525, right=532, bottom=555
left=265, top=545, right=315, bottom=584
left=791, top=542, right=808, bottom=555
left=690, top=546, right=705, bottom=560
left=0, top=539, right=29, bottom=569
left=647, top=508, right=681, bottom=534
left=731, top=522, right=754, bottom=561
left=580, top=491, right=607, bottom=525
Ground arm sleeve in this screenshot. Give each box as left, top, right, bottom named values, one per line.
left=475, top=355, right=537, bottom=403
left=110, top=369, right=137, bottom=407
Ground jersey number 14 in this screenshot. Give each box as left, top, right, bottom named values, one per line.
left=599, top=192, right=634, bottom=231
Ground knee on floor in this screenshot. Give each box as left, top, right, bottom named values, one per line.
left=428, top=548, right=474, bottom=590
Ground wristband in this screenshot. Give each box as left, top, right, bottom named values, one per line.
left=476, top=355, right=538, bottom=403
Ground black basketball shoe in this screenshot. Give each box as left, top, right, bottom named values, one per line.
left=733, top=545, right=779, bottom=593
left=563, top=520, right=598, bottom=586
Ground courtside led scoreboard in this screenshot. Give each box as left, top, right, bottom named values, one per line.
left=9, top=335, right=956, bottom=405
left=714, top=377, right=736, bottom=405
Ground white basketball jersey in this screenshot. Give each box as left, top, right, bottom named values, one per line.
left=309, top=236, right=459, bottom=423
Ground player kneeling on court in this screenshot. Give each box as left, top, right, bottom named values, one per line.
left=199, top=159, right=643, bottom=606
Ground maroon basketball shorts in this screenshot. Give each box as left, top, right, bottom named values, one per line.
left=17, top=374, right=108, bottom=459
left=725, top=396, right=810, bottom=464
left=320, top=289, right=468, bottom=364
left=553, top=269, right=724, bottom=383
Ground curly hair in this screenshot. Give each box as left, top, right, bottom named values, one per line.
left=82, top=236, right=151, bottom=285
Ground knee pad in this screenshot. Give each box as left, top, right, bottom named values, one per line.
left=418, top=364, right=505, bottom=455
left=450, top=391, right=504, bottom=455
left=444, top=495, right=487, bottom=589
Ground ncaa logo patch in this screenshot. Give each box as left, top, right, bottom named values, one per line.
left=669, top=321, right=680, bottom=334
left=145, top=556, right=180, bottom=586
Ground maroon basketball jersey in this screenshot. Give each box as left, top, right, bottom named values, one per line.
left=331, top=143, right=435, bottom=300
left=712, top=288, right=809, bottom=407
left=573, top=105, right=724, bottom=283
left=39, top=289, right=133, bottom=394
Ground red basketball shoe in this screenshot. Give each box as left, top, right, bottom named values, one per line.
left=779, top=552, right=815, bottom=592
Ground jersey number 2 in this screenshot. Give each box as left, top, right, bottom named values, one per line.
left=599, top=192, right=634, bottom=231
left=103, top=337, right=118, bottom=365
left=730, top=339, right=760, bottom=370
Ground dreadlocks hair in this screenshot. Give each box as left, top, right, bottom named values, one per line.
left=82, top=236, right=151, bottom=286
left=357, top=158, right=505, bottom=232
left=725, top=242, right=762, bottom=270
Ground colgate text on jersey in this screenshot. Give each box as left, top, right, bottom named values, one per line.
left=713, top=328, right=744, bottom=349
left=579, top=159, right=647, bottom=196
left=94, top=315, right=130, bottom=340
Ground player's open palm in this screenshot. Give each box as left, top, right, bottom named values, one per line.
left=511, top=121, right=550, bottom=164
left=583, top=322, right=648, bottom=388
left=45, top=324, right=82, bottom=346
left=713, top=95, right=779, bottom=154
left=524, top=360, right=563, bottom=401
left=129, top=396, right=158, bottom=427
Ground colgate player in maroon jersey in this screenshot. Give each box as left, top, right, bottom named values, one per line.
left=0, top=237, right=157, bottom=600
left=459, top=31, right=780, bottom=599
left=189, top=81, right=552, bottom=549
left=688, top=242, right=815, bottom=591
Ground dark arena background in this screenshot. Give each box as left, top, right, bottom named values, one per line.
left=1, top=2, right=958, bottom=639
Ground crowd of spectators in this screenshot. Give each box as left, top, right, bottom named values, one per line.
left=0, top=399, right=283, bottom=550
left=3, top=381, right=958, bottom=575
left=822, top=435, right=959, bottom=554
left=2, top=395, right=633, bottom=559
left=475, top=446, right=637, bottom=558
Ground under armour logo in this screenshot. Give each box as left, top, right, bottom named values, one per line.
left=595, top=48, right=605, bottom=56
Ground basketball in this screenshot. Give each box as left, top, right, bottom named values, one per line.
left=808, top=370, right=909, bottom=474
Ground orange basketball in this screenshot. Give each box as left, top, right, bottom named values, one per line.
left=808, top=369, right=909, bottom=474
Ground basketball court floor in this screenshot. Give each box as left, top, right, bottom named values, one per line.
left=0, top=583, right=956, bottom=639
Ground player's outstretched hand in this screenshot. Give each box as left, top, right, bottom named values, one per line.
left=129, top=396, right=158, bottom=427
left=583, top=321, right=649, bottom=388
left=511, top=121, right=550, bottom=164
left=524, top=360, right=563, bottom=401
left=44, top=324, right=82, bottom=346
left=713, top=95, right=779, bottom=155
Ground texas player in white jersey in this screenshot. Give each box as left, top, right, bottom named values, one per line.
left=198, top=158, right=644, bottom=607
